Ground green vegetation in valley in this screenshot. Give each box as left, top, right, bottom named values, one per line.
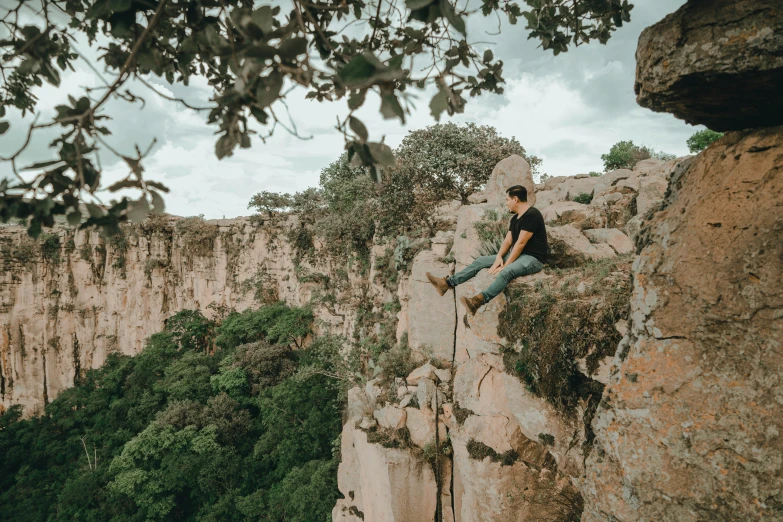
left=0, top=304, right=346, bottom=522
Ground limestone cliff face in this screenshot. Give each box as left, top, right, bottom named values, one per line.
left=0, top=216, right=356, bottom=415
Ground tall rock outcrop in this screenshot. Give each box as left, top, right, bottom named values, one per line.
left=582, top=121, right=783, bottom=522
left=331, top=155, right=669, bottom=521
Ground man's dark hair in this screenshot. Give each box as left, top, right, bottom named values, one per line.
left=506, top=185, right=528, bottom=202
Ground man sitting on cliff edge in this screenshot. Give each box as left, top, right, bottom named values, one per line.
left=426, top=185, right=548, bottom=316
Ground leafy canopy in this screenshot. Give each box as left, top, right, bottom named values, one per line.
left=686, top=129, right=724, bottom=153
left=255, top=122, right=540, bottom=255
left=0, top=0, right=633, bottom=238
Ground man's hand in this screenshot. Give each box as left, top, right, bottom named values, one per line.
left=489, top=257, right=505, bottom=275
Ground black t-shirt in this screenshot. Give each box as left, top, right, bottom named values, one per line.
left=509, top=207, right=548, bottom=263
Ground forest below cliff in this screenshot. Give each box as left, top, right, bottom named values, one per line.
left=0, top=305, right=346, bottom=521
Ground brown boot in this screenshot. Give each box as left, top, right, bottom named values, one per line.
left=460, top=294, right=485, bottom=316
left=426, top=272, right=451, bottom=296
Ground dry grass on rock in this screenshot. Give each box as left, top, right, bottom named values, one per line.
left=499, top=254, right=633, bottom=413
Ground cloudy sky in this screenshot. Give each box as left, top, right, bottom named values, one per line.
left=1, top=0, right=694, bottom=219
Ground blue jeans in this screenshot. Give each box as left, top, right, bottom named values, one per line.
left=447, top=253, right=544, bottom=302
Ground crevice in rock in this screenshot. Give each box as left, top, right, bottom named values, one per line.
left=475, top=366, right=493, bottom=401
left=42, top=349, right=49, bottom=407
left=1, top=354, right=5, bottom=401
left=450, top=267, right=458, bottom=520
left=72, top=336, right=80, bottom=386
left=434, top=388, right=443, bottom=522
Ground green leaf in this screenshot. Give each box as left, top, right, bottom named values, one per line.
left=406, top=0, right=436, bottom=10
left=85, top=203, right=104, bottom=218
left=0, top=121, right=10, bottom=135
left=66, top=210, right=82, bottom=227
left=349, top=116, right=368, bottom=142
left=483, top=49, right=493, bottom=63
left=440, top=0, right=466, bottom=36
left=388, top=54, right=405, bottom=70
left=338, top=53, right=383, bottom=87
left=250, top=106, right=269, bottom=124
left=277, top=37, right=308, bottom=59
left=429, top=89, right=449, bottom=120
left=367, top=142, right=396, bottom=166
left=215, top=134, right=236, bottom=160
left=348, top=89, right=367, bottom=110
left=108, top=179, right=142, bottom=192
left=21, top=159, right=64, bottom=171
left=255, top=71, right=283, bottom=108
left=75, top=97, right=90, bottom=113
left=380, top=94, right=405, bottom=122
left=127, top=197, right=150, bottom=223
left=150, top=190, right=165, bottom=214
left=40, top=61, right=61, bottom=87
left=146, top=180, right=170, bottom=193
left=251, top=6, right=275, bottom=34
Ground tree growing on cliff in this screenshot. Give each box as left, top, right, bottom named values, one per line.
left=247, top=191, right=294, bottom=219
left=0, top=0, right=634, bottom=238
left=395, top=122, right=539, bottom=204
left=686, top=129, right=724, bottom=153
left=314, top=122, right=534, bottom=244
left=600, top=140, right=674, bottom=171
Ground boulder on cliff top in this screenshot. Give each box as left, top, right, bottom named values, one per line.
left=583, top=228, right=635, bottom=255
left=485, top=155, right=536, bottom=207
left=547, top=225, right=616, bottom=268
left=405, top=407, right=447, bottom=447
left=552, top=175, right=599, bottom=201
left=406, top=362, right=438, bottom=385
left=635, top=0, right=783, bottom=131
left=374, top=405, right=407, bottom=430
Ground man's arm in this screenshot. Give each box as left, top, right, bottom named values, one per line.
left=490, top=230, right=532, bottom=274
left=505, top=230, right=534, bottom=265
left=488, top=232, right=513, bottom=274
left=496, top=231, right=513, bottom=258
